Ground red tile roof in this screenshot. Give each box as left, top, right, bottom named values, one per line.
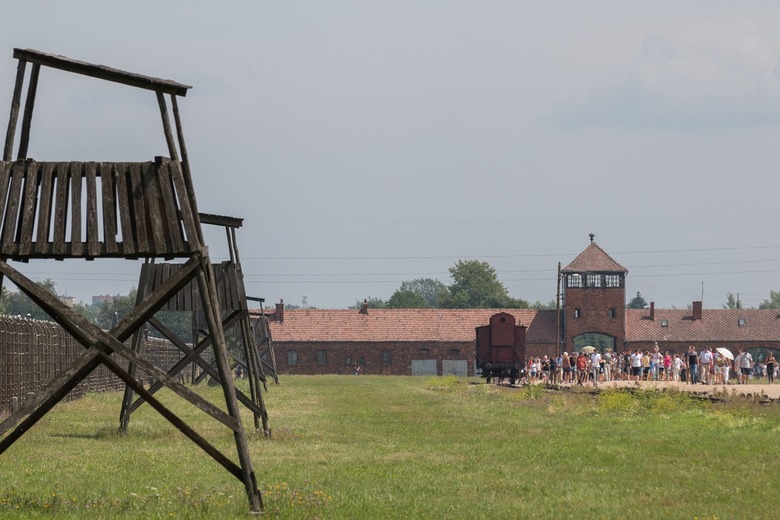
left=562, top=242, right=627, bottom=273
left=268, top=308, right=558, bottom=343
left=625, top=308, right=780, bottom=343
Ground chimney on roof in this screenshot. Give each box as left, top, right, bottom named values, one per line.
left=275, top=299, right=285, bottom=323
left=359, top=299, right=369, bottom=315
left=649, top=302, right=655, bottom=321
left=692, top=301, right=702, bottom=321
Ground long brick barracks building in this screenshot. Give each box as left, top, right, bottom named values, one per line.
left=266, top=239, right=780, bottom=376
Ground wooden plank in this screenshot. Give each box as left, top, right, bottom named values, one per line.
left=52, top=162, right=71, bottom=256
left=1, top=162, right=26, bottom=256
left=13, top=49, right=191, bottom=97
left=155, top=263, right=167, bottom=310
left=142, top=162, right=166, bottom=255
left=69, top=163, right=83, bottom=256
left=18, top=160, right=40, bottom=256
left=114, top=163, right=135, bottom=256
left=199, top=212, right=243, bottom=229
left=85, top=162, right=99, bottom=257
left=127, top=162, right=149, bottom=254
left=0, top=163, right=13, bottom=256
left=155, top=160, right=184, bottom=254
left=34, top=162, right=54, bottom=255
left=99, top=163, right=118, bottom=254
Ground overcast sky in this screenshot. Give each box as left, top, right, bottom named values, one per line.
left=2, top=1, right=780, bottom=310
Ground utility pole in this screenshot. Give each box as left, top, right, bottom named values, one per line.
left=556, top=262, right=561, bottom=356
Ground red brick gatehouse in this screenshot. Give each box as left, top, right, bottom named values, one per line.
left=265, top=239, right=780, bottom=375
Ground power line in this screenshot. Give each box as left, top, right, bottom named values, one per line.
left=242, top=244, right=780, bottom=261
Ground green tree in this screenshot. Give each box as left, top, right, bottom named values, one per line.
left=352, top=297, right=387, bottom=309
left=387, top=290, right=430, bottom=309
left=627, top=291, right=648, bottom=309
left=397, top=278, right=448, bottom=308
left=3, top=279, right=59, bottom=319
left=151, top=311, right=195, bottom=342
left=724, top=292, right=742, bottom=309
left=530, top=299, right=557, bottom=310
left=440, top=259, right=528, bottom=309
left=759, top=290, right=780, bottom=309
left=93, top=289, right=138, bottom=330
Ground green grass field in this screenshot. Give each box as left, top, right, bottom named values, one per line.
left=1, top=375, right=779, bottom=519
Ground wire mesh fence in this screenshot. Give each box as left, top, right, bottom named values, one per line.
left=0, top=316, right=190, bottom=415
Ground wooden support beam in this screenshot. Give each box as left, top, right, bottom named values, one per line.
left=16, top=63, right=39, bottom=160
left=0, top=259, right=240, bottom=431
left=196, top=257, right=262, bottom=512
left=99, top=351, right=244, bottom=480
left=3, top=59, right=26, bottom=161
left=13, top=49, right=191, bottom=97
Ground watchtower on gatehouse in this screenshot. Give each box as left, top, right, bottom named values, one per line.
left=561, top=234, right=627, bottom=353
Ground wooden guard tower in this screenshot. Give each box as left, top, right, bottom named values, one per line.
left=118, top=212, right=278, bottom=436
left=0, top=49, right=263, bottom=512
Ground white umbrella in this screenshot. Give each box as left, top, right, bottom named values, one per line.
left=716, top=347, right=734, bottom=360
left=580, top=345, right=596, bottom=354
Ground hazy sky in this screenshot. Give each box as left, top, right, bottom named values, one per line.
left=2, top=1, right=780, bottom=310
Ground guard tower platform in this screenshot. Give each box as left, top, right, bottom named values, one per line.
left=118, top=212, right=278, bottom=435
left=0, top=49, right=263, bottom=512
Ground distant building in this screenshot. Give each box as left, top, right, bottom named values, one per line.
left=266, top=238, right=780, bottom=375
left=92, top=295, right=114, bottom=307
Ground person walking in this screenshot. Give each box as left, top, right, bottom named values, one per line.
left=590, top=350, right=602, bottom=386
left=686, top=346, right=699, bottom=384
left=630, top=349, right=643, bottom=382
left=738, top=349, right=753, bottom=385
left=576, top=352, right=588, bottom=385
left=663, top=351, right=672, bottom=381
left=650, top=344, right=662, bottom=381
left=699, top=347, right=712, bottom=384
left=767, top=352, right=776, bottom=384
left=672, top=354, right=683, bottom=382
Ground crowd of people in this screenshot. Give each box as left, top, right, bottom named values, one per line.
left=522, top=343, right=777, bottom=386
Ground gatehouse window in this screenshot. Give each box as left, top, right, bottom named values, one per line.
left=661, top=318, right=669, bottom=327
left=316, top=350, right=328, bottom=366
left=287, top=350, right=298, bottom=366
left=606, top=274, right=621, bottom=287
left=383, top=351, right=392, bottom=366
left=567, top=274, right=582, bottom=288
left=586, top=274, right=602, bottom=287
left=574, top=308, right=581, bottom=318
left=345, top=356, right=352, bottom=366
left=738, top=318, right=746, bottom=327
left=609, top=308, right=616, bottom=318
left=419, top=349, right=429, bottom=355
left=449, top=349, right=460, bottom=356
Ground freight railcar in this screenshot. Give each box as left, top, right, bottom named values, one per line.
left=475, top=312, right=526, bottom=384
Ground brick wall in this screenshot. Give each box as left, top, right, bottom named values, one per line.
left=276, top=340, right=476, bottom=376
left=564, top=287, right=625, bottom=350
left=276, top=339, right=559, bottom=376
